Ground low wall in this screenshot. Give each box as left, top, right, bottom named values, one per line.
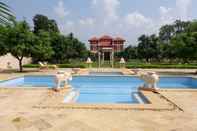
left=0, top=54, right=31, bottom=69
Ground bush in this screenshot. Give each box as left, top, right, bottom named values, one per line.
left=126, top=64, right=197, bottom=69
left=23, top=64, right=39, bottom=68
left=57, top=64, right=86, bottom=68
left=23, top=63, right=86, bottom=68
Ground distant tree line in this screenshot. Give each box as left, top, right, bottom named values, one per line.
left=0, top=14, right=88, bottom=72
left=117, top=20, right=197, bottom=63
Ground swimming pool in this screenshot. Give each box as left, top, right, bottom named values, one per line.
left=1, top=75, right=197, bottom=104
left=0, top=75, right=56, bottom=88
left=158, top=77, right=197, bottom=89
left=68, top=76, right=145, bottom=104
left=89, top=72, right=123, bottom=76
left=68, top=76, right=197, bottom=104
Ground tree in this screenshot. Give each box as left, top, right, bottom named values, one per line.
left=0, top=25, right=8, bottom=55
left=174, top=20, right=190, bottom=34
left=159, top=42, right=176, bottom=62
left=32, top=30, right=54, bottom=62
left=116, top=46, right=138, bottom=60
left=159, top=20, right=190, bottom=44
left=0, top=2, right=14, bottom=25
left=149, top=34, right=161, bottom=61
left=138, top=35, right=150, bottom=62
left=48, top=19, right=59, bottom=33
left=171, top=32, right=197, bottom=63
left=69, top=38, right=88, bottom=59
left=159, top=24, right=174, bottom=43
left=49, top=33, right=88, bottom=63
left=33, top=14, right=59, bottom=34
left=7, top=21, right=34, bottom=72
left=187, top=20, right=197, bottom=33
left=68, top=32, right=74, bottom=40
left=49, top=33, right=66, bottom=63
left=137, top=34, right=160, bottom=62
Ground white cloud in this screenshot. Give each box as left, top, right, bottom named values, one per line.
left=91, top=0, right=97, bottom=5
left=79, top=18, right=95, bottom=26
left=54, top=0, right=69, bottom=19
left=125, top=12, right=152, bottom=27
left=176, top=0, right=192, bottom=20
left=159, top=0, right=192, bottom=25
left=65, top=21, right=74, bottom=27
left=59, top=21, right=74, bottom=34
left=103, top=0, right=120, bottom=20
left=91, top=0, right=120, bottom=24
left=159, top=6, right=171, bottom=15
left=57, top=0, right=194, bottom=46
left=159, top=6, right=174, bottom=25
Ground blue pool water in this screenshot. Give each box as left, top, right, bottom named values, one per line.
left=1, top=75, right=197, bottom=104
left=69, top=76, right=197, bottom=104
left=0, top=75, right=56, bottom=88
left=69, top=76, right=144, bottom=104
left=159, top=77, right=197, bottom=89
left=89, top=72, right=123, bottom=76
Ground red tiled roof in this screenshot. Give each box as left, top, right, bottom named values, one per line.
left=99, top=35, right=113, bottom=40
left=89, top=35, right=125, bottom=46
left=89, top=37, right=98, bottom=41
left=114, top=37, right=125, bottom=41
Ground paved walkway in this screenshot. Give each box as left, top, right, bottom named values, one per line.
left=0, top=70, right=197, bottom=131
left=0, top=88, right=196, bottom=131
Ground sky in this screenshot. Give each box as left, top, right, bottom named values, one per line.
left=2, top=0, right=197, bottom=46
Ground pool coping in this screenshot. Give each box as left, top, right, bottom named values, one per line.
left=0, top=75, right=57, bottom=88
left=1, top=74, right=197, bottom=111
left=33, top=88, right=195, bottom=111
left=0, top=86, right=196, bottom=111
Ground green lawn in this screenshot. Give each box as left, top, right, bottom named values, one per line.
left=125, top=63, right=197, bottom=69
left=23, top=60, right=197, bottom=69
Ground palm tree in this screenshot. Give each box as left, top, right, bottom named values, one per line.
left=0, top=2, right=14, bottom=25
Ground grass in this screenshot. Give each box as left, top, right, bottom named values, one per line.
left=126, top=63, right=197, bottom=69
left=23, top=63, right=86, bottom=68
left=23, top=60, right=197, bottom=69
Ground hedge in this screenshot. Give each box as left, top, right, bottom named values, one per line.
left=23, top=63, right=197, bottom=69
left=23, top=64, right=86, bottom=68
left=126, top=64, right=197, bottom=69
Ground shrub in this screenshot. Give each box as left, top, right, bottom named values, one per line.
left=23, top=63, right=86, bottom=68
left=126, top=64, right=197, bottom=69
left=23, top=64, right=39, bottom=68
left=57, top=64, right=86, bottom=68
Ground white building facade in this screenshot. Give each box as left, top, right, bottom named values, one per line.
left=0, top=54, right=31, bottom=69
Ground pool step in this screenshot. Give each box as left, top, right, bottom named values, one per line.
left=63, top=90, right=79, bottom=103
left=133, top=93, right=144, bottom=104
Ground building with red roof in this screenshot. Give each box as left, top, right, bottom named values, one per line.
left=89, top=35, right=125, bottom=53
left=88, top=35, right=125, bottom=65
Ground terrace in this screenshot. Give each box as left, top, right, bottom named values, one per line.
left=0, top=70, right=197, bottom=130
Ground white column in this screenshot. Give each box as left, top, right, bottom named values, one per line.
left=98, top=52, right=101, bottom=68
left=102, top=52, right=104, bottom=65
left=109, top=52, right=112, bottom=67
left=111, top=51, right=114, bottom=68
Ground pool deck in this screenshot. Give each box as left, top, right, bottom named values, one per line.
left=0, top=69, right=197, bottom=130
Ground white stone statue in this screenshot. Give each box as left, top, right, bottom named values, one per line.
left=86, top=57, right=93, bottom=68
left=55, top=71, right=72, bottom=89
left=86, top=57, right=93, bottom=64
left=55, top=73, right=65, bottom=89
left=119, top=57, right=126, bottom=68
left=64, top=72, right=72, bottom=81
left=138, top=71, right=159, bottom=89
left=119, top=57, right=126, bottom=64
